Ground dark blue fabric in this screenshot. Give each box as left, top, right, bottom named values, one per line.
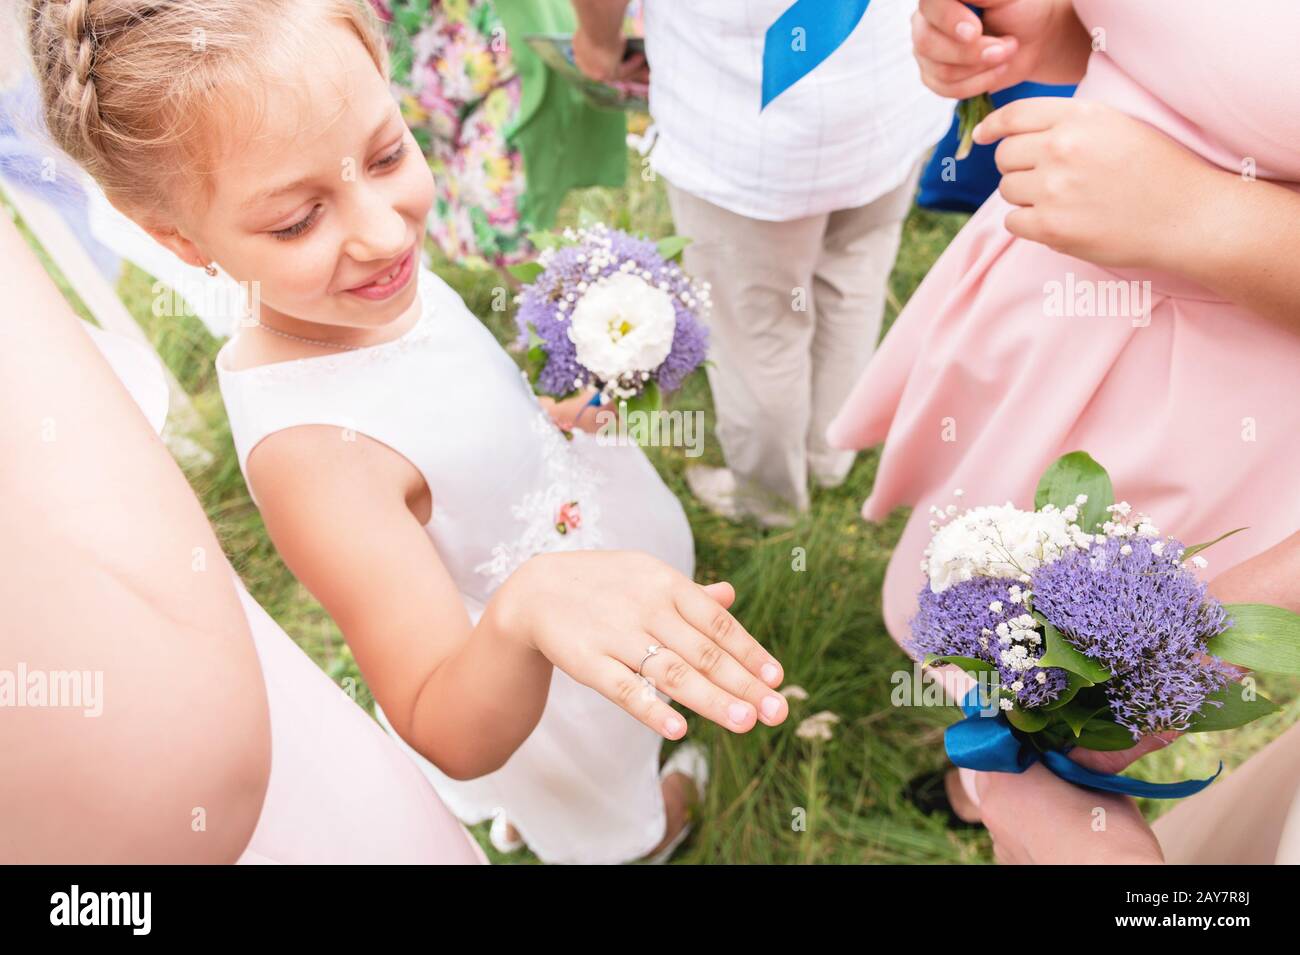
left=917, top=82, right=1076, bottom=214
left=947, top=689, right=1222, bottom=799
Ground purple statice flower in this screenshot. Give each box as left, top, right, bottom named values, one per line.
left=910, top=576, right=1068, bottom=709
left=514, top=225, right=709, bottom=397
left=1031, top=536, right=1234, bottom=739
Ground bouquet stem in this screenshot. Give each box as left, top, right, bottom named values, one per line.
left=955, top=93, right=994, bottom=161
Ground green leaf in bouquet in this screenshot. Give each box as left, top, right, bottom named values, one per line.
left=955, top=93, right=994, bottom=161
left=1072, top=718, right=1139, bottom=751
left=1005, top=704, right=1048, bottom=733
left=1033, top=613, right=1112, bottom=684
left=1039, top=671, right=1093, bottom=711
left=1034, top=450, right=1114, bottom=533
left=1180, top=527, right=1248, bottom=563
left=1209, top=603, right=1300, bottom=674
left=524, top=324, right=548, bottom=386
left=656, top=235, right=692, bottom=263
left=621, top=380, right=662, bottom=418
left=525, top=230, right=565, bottom=251
left=506, top=261, right=544, bottom=284
left=923, top=654, right=997, bottom=678
left=1056, top=698, right=1109, bottom=737
left=1187, top=683, right=1278, bottom=733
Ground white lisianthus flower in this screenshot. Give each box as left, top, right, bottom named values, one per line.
left=566, top=273, right=676, bottom=388
left=926, top=503, right=1080, bottom=593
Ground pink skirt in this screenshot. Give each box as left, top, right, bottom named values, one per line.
left=827, top=194, right=1300, bottom=646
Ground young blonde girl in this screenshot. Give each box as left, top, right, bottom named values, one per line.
left=25, top=0, right=789, bottom=863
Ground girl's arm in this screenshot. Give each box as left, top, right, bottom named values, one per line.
left=248, top=426, right=788, bottom=780
left=0, top=215, right=270, bottom=863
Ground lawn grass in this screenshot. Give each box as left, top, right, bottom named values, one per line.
left=18, top=151, right=1298, bottom=865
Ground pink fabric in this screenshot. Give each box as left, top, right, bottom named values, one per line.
left=234, top=584, right=484, bottom=864
left=827, top=0, right=1300, bottom=644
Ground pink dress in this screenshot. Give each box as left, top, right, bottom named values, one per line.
left=232, top=583, right=484, bottom=864
left=827, top=0, right=1300, bottom=644
left=89, top=324, right=483, bottom=864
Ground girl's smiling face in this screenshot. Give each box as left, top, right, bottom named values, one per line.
left=149, top=18, right=434, bottom=332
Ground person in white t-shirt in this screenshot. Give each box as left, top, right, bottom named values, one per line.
left=573, top=0, right=951, bottom=524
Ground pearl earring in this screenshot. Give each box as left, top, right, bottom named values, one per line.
left=204, top=263, right=217, bottom=277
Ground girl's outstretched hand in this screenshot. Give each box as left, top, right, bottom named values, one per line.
left=486, top=550, right=789, bottom=740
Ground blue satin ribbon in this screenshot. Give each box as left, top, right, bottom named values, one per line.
left=947, top=689, right=1222, bottom=798
left=761, top=0, right=872, bottom=110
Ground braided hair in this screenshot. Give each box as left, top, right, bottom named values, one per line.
left=22, top=0, right=389, bottom=220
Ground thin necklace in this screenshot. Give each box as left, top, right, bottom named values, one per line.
left=253, top=321, right=361, bottom=351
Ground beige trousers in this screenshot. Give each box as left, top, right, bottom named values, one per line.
left=666, top=165, right=920, bottom=513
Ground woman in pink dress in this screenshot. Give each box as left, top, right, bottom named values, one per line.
left=0, top=212, right=482, bottom=864
left=829, top=0, right=1300, bottom=645
left=828, top=0, right=1300, bottom=823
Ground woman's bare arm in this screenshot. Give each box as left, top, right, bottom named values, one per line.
left=0, top=214, right=270, bottom=863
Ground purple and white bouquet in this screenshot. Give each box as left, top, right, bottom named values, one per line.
left=912, top=452, right=1300, bottom=793
left=510, top=223, right=709, bottom=413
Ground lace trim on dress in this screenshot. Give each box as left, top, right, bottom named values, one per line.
left=474, top=411, right=606, bottom=589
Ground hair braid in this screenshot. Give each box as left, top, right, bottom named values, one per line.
left=59, top=0, right=102, bottom=156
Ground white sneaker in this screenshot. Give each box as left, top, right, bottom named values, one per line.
left=684, top=465, right=799, bottom=528
left=644, top=742, right=710, bottom=865
left=684, top=464, right=740, bottom=519
left=488, top=810, right=524, bottom=854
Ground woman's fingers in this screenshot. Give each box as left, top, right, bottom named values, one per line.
left=650, top=613, right=788, bottom=726
left=994, top=130, right=1050, bottom=173
left=997, top=169, right=1040, bottom=206
left=1003, top=206, right=1050, bottom=245
left=919, top=60, right=1010, bottom=100
left=918, top=0, right=983, bottom=42
left=913, top=10, right=1015, bottom=68
left=973, top=97, right=1074, bottom=146
left=591, top=656, right=689, bottom=740
left=1070, top=731, right=1181, bottom=775
left=674, top=582, right=784, bottom=688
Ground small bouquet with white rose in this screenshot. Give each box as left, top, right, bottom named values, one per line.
left=912, top=451, right=1300, bottom=797
left=509, top=223, right=710, bottom=415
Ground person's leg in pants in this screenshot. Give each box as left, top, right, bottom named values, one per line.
left=666, top=182, right=826, bottom=515
left=807, top=165, right=921, bottom=487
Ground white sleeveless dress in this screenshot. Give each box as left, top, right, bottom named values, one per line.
left=87, top=323, right=484, bottom=864
left=216, top=267, right=696, bottom=864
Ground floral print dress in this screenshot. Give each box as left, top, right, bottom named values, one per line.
left=373, top=0, right=528, bottom=267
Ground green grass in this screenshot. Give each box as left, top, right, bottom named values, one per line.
left=23, top=154, right=1298, bottom=864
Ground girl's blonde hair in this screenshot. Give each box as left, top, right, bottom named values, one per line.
left=23, top=0, right=390, bottom=221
